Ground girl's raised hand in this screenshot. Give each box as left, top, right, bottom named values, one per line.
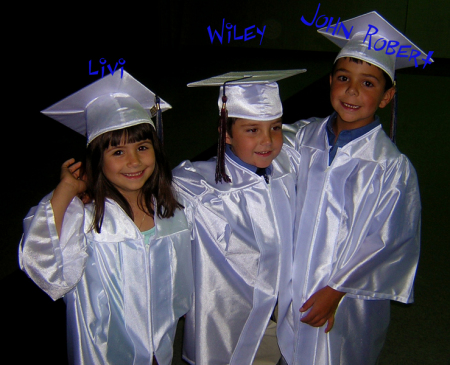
left=51, top=159, right=88, bottom=237
left=59, top=158, right=87, bottom=196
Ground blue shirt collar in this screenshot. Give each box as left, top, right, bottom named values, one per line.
left=326, top=112, right=381, bottom=148
left=225, top=144, right=273, bottom=175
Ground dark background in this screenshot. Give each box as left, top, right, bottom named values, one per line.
left=3, top=0, right=449, bottom=363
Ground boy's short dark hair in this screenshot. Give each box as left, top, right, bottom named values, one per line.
left=217, top=116, right=238, bottom=138
left=226, top=117, right=238, bottom=138
left=331, top=57, right=394, bottom=91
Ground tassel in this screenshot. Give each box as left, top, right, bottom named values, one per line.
left=155, top=95, right=164, bottom=143
left=214, top=77, right=251, bottom=184
left=389, top=79, right=398, bottom=144
left=216, top=94, right=231, bottom=183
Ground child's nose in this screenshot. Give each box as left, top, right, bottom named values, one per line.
left=346, top=82, right=359, bottom=96
left=127, top=151, right=141, bottom=166
left=260, top=131, right=273, bottom=145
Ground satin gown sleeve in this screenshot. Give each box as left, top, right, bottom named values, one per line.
left=19, top=192, right=88, bottom=301
left=328, top=154, right=421, bottom=302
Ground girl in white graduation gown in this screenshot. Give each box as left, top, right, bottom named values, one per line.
left=19, top=71, right=193, bottom=365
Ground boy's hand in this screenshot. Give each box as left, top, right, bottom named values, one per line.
left=300, top=286, right=345, bottom=333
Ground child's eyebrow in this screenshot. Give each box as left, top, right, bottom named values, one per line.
left=107, top=144, right=123, bottom=148
left=334, top=68, right=350, bottom=74
left=108, top=140, right=152, bottom=149
left=360, top=73, right=381, bottom=81
left=335, top=68, right=380, bottom=81
left=239, top=122, right=260, bottom=127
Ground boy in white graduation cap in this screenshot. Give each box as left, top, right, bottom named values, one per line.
left=172, top=70, right=305, bottom=365
left=19, top=71, right=193, bottom=365
left=280, top=11, right=423, bottom=365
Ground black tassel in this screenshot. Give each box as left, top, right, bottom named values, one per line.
left=155, top=95, right=164, bottom=143
left=214, top=77, right=252, bottom=184
left=215, top=94, right=231, bottom=184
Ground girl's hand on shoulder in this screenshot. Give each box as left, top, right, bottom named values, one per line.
left=299, top=286, right=346, bottom=333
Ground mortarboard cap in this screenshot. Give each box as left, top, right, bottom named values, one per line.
left=318, top=11, right=433, bottom=83
left=187, top=69, right=306, bottom=183
left=188, top=70, right=306, bottom=121
left=42, top=70, right=171, bottom=145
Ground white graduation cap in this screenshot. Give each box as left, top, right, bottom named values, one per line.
left=42, top=70, right=171, bottom=145
left=318, top=11, right=433, bottom=82
left=187, top=69, right=306, bottom=183
left=188, top=70, right=306, bottom=121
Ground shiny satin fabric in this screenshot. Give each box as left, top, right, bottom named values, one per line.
left=173, top=145, right=300, bottom=365
left=279, top=117, right=421, bottom=365
left=85, top=93, right=155, bottom=144
left=217, top=83, right=283, bottom=121
left=19, top=194, right=193, bottom=365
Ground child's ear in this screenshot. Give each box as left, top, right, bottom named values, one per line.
left=379, top=86, right=396, bottom=109
left=219, top=126, right=232, bottom=144
left=225, top=130, right=232, bottom=144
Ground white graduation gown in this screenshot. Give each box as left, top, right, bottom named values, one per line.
left=279, top=117, right=421, bottom=365
left=19, top=193, right=193, bottom=365
left=172, top=145, right=300, bottom=365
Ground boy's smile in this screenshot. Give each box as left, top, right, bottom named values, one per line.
left=102, top=139, right=155, bottom=201
left=330, top=58, right=395, bottom=134
left=226, top=118, right=283, bottom=169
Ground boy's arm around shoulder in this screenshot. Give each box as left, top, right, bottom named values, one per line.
left=172, top=175, right=198, bottom=241
left=329, top=155, right=421, bottom=303
left=282, top=117, right=322, bottom=149
left=19, top=159, right=89, bottom=301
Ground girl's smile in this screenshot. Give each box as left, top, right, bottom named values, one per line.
left=122, top=170, right=146, bottom=178
left=102, top=139, right=155, bottom=200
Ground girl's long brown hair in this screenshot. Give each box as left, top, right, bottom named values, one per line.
left=85, top=123, right=182, bottom=233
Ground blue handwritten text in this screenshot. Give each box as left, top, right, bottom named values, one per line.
left=208, top=19, right=266, bottom=45
left=301, top=3, right=353, bottom=40
left=363, top=25, right=434, bottom=68
left=89, top=58, right=126, bottom=78
left=301, top=3, right=434, bottom=69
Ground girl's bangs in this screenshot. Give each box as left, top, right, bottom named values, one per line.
left=106, top=123, right=155, bottom=148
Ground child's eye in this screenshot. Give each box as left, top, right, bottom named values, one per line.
left=246, top=128, right=258, bottom=133
left=272, top=125, right=282, bottom=131
left=363, top=81, right=374, bottom=87
left=113, top=150, right=123, bottom=156
left=138, top=146, right=148, bottom=151
left=337, top=75, right=348, bottom=81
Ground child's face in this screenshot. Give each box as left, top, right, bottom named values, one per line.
left=226, top=118, right=283, bottom=168
left=102, top=139, right=155, bottom=200
left=330, top=58, right=395, bottom=130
